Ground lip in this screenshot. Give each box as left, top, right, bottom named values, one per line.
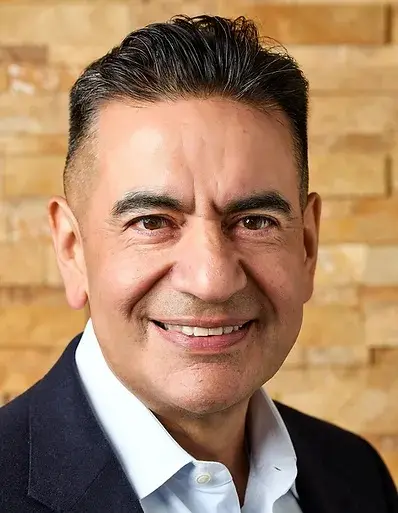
left=150, top=318, right=254, bottom=328
left=150, top=319, right=254, bottom=352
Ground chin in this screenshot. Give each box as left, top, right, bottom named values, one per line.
left=165, top=380, right=251, bottom=417
left=173, top=397, right=239, bottom=417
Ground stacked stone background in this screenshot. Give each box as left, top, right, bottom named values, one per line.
left=1, top=0, right=398, bottom=482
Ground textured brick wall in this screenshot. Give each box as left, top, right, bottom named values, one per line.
left=1, top=0, right=398, bottom=482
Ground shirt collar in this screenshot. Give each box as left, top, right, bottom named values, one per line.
left=76, top=319, right=298, bottom=501
left=247, top=387, right=299, bottom=501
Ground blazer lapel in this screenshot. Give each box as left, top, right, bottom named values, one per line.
left=294, top=449, right=344, bottom=513
left=28, top=335, right=378, bottom=513
left=276, top=402, right=364, bottom=513
left=67, top=457, right=143, bottom=513
left=28, top=335, right=143, bottom=513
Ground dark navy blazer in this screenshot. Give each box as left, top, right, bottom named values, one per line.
left=1, top=333, right=397, bottom=512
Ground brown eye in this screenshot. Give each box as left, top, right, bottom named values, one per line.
left=134, top=216, right=169, bottom=231
left=239, top=216, right=275, bottom=231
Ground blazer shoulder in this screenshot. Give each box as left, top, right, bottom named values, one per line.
left=0, top=335, right=82, bottom=512
left=276, top=400, right=369, bottom=445
left=0, top=383, right=36, bottom=435
left=275, top=401, right=398, bottom=511
left=0, top=385, right=37, bottom=506
left=0, top=379, right=45, bottom=463
left=275, top=400, right=385, bottom=459
left=0, top=332, right=83, bottom=433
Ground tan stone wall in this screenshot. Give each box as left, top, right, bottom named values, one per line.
left=1, top=0, right=398, bottom=482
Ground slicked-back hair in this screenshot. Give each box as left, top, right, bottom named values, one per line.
left=64, top=15, right=309, bottom=211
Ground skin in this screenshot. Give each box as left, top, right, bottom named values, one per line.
left=49, top=98, right=321, bottom=505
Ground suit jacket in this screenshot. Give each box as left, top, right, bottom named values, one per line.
left=0, top=333, right=397, bottom=513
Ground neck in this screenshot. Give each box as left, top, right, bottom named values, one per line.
left=156, top=398, right=251, bottom=506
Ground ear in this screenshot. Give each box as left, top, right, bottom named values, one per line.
left=302, top=192, right=322, bottom=303
left=48, top=196, right=88, bottom=310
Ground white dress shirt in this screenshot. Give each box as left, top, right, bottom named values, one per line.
left=76, top=319, right=303, bottom=513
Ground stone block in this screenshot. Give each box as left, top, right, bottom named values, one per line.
left=0, top=348, right=61, bottom=403
left=236, top=0, right=396, bottom=4
left=224, top=3, right=387, bottom=44
left=361, top=287, right=398, bottom=348
left=290, top=45, right=398, bottom=92
left=315, top=244, right=367, bottom=287
left=310, top=152, right=387, bottom=197
left=392, top=6, right=398, bottom=43
left=0, top=287, right=86, bottom=348
left=4, top=155, right=64, bottom=197
left=49, top=45, right=111, bottom=67
left=316, top=245, right=398, bottom=287
left=266, top=367, right=363, bottom=424
left=7, top=64, right=79, bottom=94
left=0, top=156, right=3, bottom=194
left=0, top=241, right=46, bottom=285
left=0, top=93, right=68, bottom=134
left=311, top=133, right=393, bottom=156
left=373, top=348, right=398, bottom=365
left=0, top=134, right=67, bottom=155
left=309, top=285, right=359, bottom=306
left=0, top=67, right=7, bottom=92
left=336, top=367, right=398, bottom=436
left=299, top=305, right=363, bottom=347
left=360, top=286, right=398, bottom=303
left=0, top=3, right=130, bottom=47
left=266, top=364, right=398, bottom=435
left=0, top=203, right=7, bottom=242
left=320, top=198, right=398, bottom=244
left=309, top=96, right=398, bottom=138
left=392, top=149, right=398, bottom=194
left=131, top=0, right=221, bottom=27
left=305, top=345, right=368, bottom=367
left=283, top=341, right=305, bottom=369
left=290, top=345, right=368, bottom=370
left=363, top=246, right=398, bottom=286
left=6, top=199, right=51, bottom=242
left=0, top=45, right=48, bottom=64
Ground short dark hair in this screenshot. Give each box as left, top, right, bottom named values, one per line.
left=65, top=15, right=309, bottom=211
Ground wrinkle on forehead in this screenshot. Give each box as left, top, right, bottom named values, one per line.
left=94, top=98, right=300, bottom=215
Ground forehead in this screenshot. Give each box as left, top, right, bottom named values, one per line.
left=95, top=98, right=299, bottom=208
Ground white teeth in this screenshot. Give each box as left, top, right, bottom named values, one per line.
left=208, top=327, right=223, bottom=336
left=193, top=327, right=210, bottom=336
left=181, top=326, right=194, bottom=336
left=162, top=323, right=246, bottom=336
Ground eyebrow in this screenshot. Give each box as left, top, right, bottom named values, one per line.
left=111, top=190, right=186, bottom=218
left=110, top=189, right=293, bottom=219
left=222, top=191, right=293, bottom=218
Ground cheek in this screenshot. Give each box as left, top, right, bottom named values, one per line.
left=86, top=241, right=172, bottom=307
left=247, top=248, right=307, bottom=306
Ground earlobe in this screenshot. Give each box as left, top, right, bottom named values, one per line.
left=48, top=196, right=88, bottom=310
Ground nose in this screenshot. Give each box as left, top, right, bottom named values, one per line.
left=170, top=221, right=248, bottom=303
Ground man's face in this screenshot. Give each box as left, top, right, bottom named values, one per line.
left=54, top=98, right=320, bottom=416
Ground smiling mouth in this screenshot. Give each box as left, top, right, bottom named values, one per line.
left=152, top=320, right=253, bottom=337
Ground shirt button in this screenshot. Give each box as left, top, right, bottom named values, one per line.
left=196, top=473, right=212, bottom=484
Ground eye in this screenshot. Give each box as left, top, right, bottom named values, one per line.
left=236, top=215, right=278, bottom=231
left=127, top=215, right=172, bottom=231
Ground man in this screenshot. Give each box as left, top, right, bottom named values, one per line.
left=0, top=14, right=396, bottom=513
